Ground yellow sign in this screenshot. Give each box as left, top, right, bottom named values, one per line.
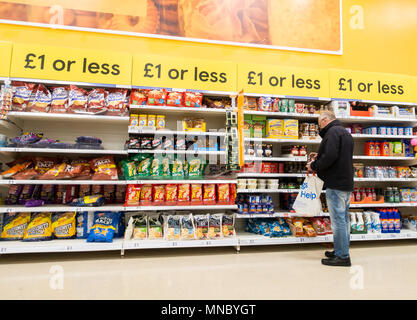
left=329, top=69, right=413, bottom=102
left=10, top=43, right=132, bottom=85
left=412, top=77, right=417, bottom=103
left=132, top=55, right=237, bottom=92
left=237, top=63, right=330, bottom=98
left=237, top=90, right=244, bottom=168
left=0, top=42, right=12, bottom=78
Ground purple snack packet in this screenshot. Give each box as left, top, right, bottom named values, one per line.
left=5, top=185, right=23, bottom=205
left=18, top=184, right=35, bottom=205
left=24, top=199, right=45, bottom=207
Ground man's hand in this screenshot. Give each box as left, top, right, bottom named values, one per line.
left=308, top=152, right=318, bottom=162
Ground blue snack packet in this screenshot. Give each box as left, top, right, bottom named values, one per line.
left=87, top=211, right=121, bottom=243
left=76, top=212, right=94, bottom=239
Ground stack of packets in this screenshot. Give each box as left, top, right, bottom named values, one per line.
left=124, top=212, right=236, bottom=241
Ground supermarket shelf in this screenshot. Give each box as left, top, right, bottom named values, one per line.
left=130, top=105, right=228, bottom=115
left=8, top=77, right=131, bottom=89
left=354, top=178, right=417, bottom=182
left=238, top=173, right=306, bottom=178
left=0, top=147, right=128, bottom=155
left=350, top=202, right=417, bottom=208
left=244, top=110, right=319, bottom=119
left=237, top=189, right=326, bottom=193
left=337, top=115, right=417, bottom=124
left=243, top=93, right=331, bottom=102
left=236, top=212, right=329, bottom=218
left=0, top=119, right=21, bottom=132
left=128, top=128, right=226, bottom=136
left=0, top=204, right=125, bottom=213
left=130, top=179, right=237, bottom=185
left=128, top=149, right=225, bottom=155
left=351, top=134, right=415, bottom=139
left=245, top=137, right=321, bottom=144
left=353, top=156, right=416, bottom=160
left=244, top=156, right=307, bottom=162
left=124, top=205, right=237, bottom=211
left=0, top=239, right=124, bottom=254
left=123, top=238, right=238, bottom=250
left=0, top=179, right=126, bottom=185
left=331, top=98, right=416, bottom=107
left=7, top=111, right=130, bottom=123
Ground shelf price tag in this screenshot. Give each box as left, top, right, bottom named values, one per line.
left=0, top=41, right=12, bottom=78
left=132, top=54, right=237, bottom=92
left=329, top=69, right=413, bottom=102
left=10, top=43, right=132, bottom=86
left=0, top=247, right=6, bottom=253
left=237, top=63, right=330, bottom=98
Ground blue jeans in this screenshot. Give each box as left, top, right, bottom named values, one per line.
left=326, top=188, right=351, bottom=259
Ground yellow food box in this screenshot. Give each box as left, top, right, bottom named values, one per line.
left=266, top=119, right=284, bottom=139
left=283, top=119, right=299, bottom=139
left=147, top=114, right=156, bottom=127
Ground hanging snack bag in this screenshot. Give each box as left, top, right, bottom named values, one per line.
left=217, top=183, right=230, bottom=205
left=103, top=185, right=116, bottom=204
left=132, top=214, right=148, bottom=239
left=12, top=82, right=36, bottom=111
left=150, top=157, right=162, bottom=178
left=40, top=184, right=55, bottom=204
left=124, top=184, right=141, bottom=206
left=152, top=185, right=165, bottom=205
left=121, top=159, right=137, bottom=180
left=147, top=89, right=166, bottom=106
left=50, top=86, right=69, bottom=113
left=165, top=184, right=178, bottom=206
left=161, top=157, right=171, bottom=177
left=177, top=184, right=190, bottom=206
left=222, top=214, right=236, bottom=237
left=163, top=215, right=181, bottom=240
left=129, top=89, right=148, bottom=106
left=68, top=85, right=88, bottom=113
left=166, top=91, right=184, bottom=107
left=29, top=84, right=52, bottom=113
left=115, top=184, right=126, bottom=204
left=52, top=212, right=76, bottom=239
left=172, top=157, right=184, bottom=179
left=184, top=92, right=203, bottom=108
left=188, top=158, right=203, bottom=178
left=18, top=184, right=35, bottom=205
left=87, top=211, right=120, bottom=243
left=190, top=184, right=203, bottom=205
left=106, top=89, right=127, bottom=116
left=87, top=88, right=107, bottom=114
left=140, top=184, right=153, bottom=206
left=133, top=154, right=152, bottom=178
left=203, top=184, right=216, bottom=205
left=208, top=213, right=223, bottom=239
left=5, top=185, right=23, bottom=205
left=148, top=213, right=163, bottom=239
left=1, top=212, right=31, bottom=240
left=90, top=156, right=118, bottom=180
left=194, top=214, right=209, bottom=239
left=180, top=214, right=196, bottom=240
left=23, top=212, right=53, bottom=241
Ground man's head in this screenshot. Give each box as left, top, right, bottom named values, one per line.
left=318, top=110, right=336, bottom=130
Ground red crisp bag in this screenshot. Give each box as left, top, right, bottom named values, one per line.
left=165, top=184, right=178, bottom=206
left=12, top=82, right=36, bottom=111
left=87, top=88, right=107, bottom=114
left=38, top=162, right=70, bottom=180
left=50, top=86, right=69, bottom=113
left=124, top=184, right=141, bottom=206
left=147, top=89, right=166, bottom=106
left=68, top=85, right=88, bottom=113
left=229, top=183, right=236, bottom=205
left=217, top=183, right=230, bottom=205
left=66, top=159, right=92, bottom=180
left=140, top=184, right=153, bottom=206
left=203, top=184, right=216, bottom=205
left=177, top=183, right=190, bottom=205
left=184, top=92, right=203, bottom=108
left=190, top=184, right=203, bottom=205
left=29, top=84, right=51, bottom=113
left=34, top=157, right=58, bottom=175
left=166, top=91, right=184, bottom=107
left=90, top=156, right=118, bottom=180
left=106, top=89, right=127, bottom=116
left=13, top=168, right=39, bottom=180
left=153, top=185, right=165, bottom=205
left=129, top=89, right=148, bottom=106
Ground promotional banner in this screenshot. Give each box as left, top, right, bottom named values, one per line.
left=0, top=0, right=342, bottom=54
left=0, top=41, right=12, bottom=77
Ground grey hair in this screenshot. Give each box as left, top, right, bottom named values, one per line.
left=319, top=110, right=336, bottom=121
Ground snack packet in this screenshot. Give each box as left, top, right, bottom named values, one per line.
left=12, top=82, right=36, bottom=111
left=180, top=214, right=196, bottom=240
left=140, top=184, right=153, bottom=206
left=87, top=88, right=107, bottom=114
left=165, top=184, right=178, bottom=206
left=87, top=211, right=120, bottom=243
left=75, top=211, right=94, bottom=239
left=50, top=86, right=69, bottom=113
left=13, top=168, right=39, bottom=180
left=184, top=92, right=203, bottom=108
left=91, top=184, right=103, bottom=196
left=148, top=213, right=163, bottom=239
left=303, top=223, right=317, bottom=237
left=134, top=154, right=152, bottom=178
left=70, top=195, right=106, bottom=207
left=163, top=214, right=181, bottom=240
left=1, top=161, right=32, bottom=178
left=177, top=184, right=190, bottom=205
left=222, top=214, right=235, bottom=237
left=129, top=89, right=148, bottom=106
left=132, top=214, right=148, bottom=239
left=52, top=212, right=76, bottom=239
left=190, top=184, right=203, bottom=205
left=18, top=184, right=35, bottom=205
left=34, top=157, right=58, bottom=175
left=152, top=185, right=165, bottom=204
left=55, top=185, right=66, bottom=204
left=166, top=91, right=184, bottom=107
left=1, top=212, right=31, bottom=240
left=161, top=157, right=171, bottom=177
left=150, top=157, right=162, bottom=178
left=147, top=89, right=166, bottom=106
left=103, top=185, right=116, bottom=204
left=208, top=214, right=223, bottom=239
left=68, top=85, right=88, bottom=113
left=78, top=185, right=91, bottom=198
left=172, top=158, right=184, bottom=179
left=38, top=162, right=70, bottom=180
left=90, top=156, right=118, bottom=180
left=10, top=132, right=43, bottom=146
left=124, top=184, right=141, bottom=206
left=63, top=185, right=79, bottom=204
left=67, top=159, right=92, bottom=180
left=121, top=159, right=137, bottom=180
left=217, top=184, right=230, bottom=205
left=5, top=185, right=23, bottom=205
left=292, top=218, right=305, bottom=237
left=115, top=185, right=126, bottom=204
left=23, top=212, right=53, bottom=241
left=203, top=184, right=216, bottom=205
left=188, top=159, right=203, bottom=178
left=29, top=84, right=51, bottom=113
left=106, top=89, right=127, bottom=116
left=194, top=214, right=209, bottom=239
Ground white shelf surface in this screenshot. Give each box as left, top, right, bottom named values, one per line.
left=7, top=111, right=129, bottom=123
left=128, top=128, right=226, bottom=136
left=236, top=212, right=329, bottom=218
left=123, top=238, right=238, bottom=250
left=128, top=149, right=225, bottom=155
left=337, top=115, right=416, bottom=124
left=245, top=137, right=321, bottom=144
left=129, top=179, right=237, bottom=185
left=237, top=189, right=326, bottom=194
left=353, top=156, right=416, bottom=160
left=130, top=105, right=228, bottom=115
left=0, top=204, right=125, bottom=213
left=238, top=173, right=306, bottom=178
left=354, top=178, right=417, bottom=182
left=351, top=134, right=416, bottom=139
left=0, top=179, right=126, bottom=185
left=124, top=205, right=237, bottom=211
left=350, top=202, right=417, bottom=208
left=245, top=156, right=307, bottom=162
left=0, top=147, right=128, bottom=155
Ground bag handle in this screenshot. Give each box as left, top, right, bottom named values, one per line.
left=306, top=170, right=316, bottom=177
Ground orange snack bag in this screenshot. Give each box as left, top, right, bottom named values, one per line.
left=129, top=89, right=149, bottom=105
left=190, top=184, right=203, bottom=205
left=184, top=92, right=203, bottom=108
left=34, top=157, right=58, bottom=175
left=153, top=185, right=165, bottom=204
left=217, top=183, right=230, bottom=205
left=90, top=156, right=118, bottom=180
left=165, top=184, right=178, bottom=206
left=203, top=184, right=216, bottom=205
left=229, top=183, right=237, bottom=205
left=124, top=184, right=141, bottom=206
left=1, top=161, right=32, bottom=178
left=166, top=91, right=184, bottom=107
left=140, top=184, right=153, bottom=206
left=147, top=89, right=167, bottom=106
left=177, top=184, right=190, bottom=205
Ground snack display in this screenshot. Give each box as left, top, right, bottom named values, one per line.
left=1, top=212, right=31, bottom=240
left=23, top=212, right=53, bottom=241
left=87, top=211, right=121, bottom=243
left=51, top=212, right=77, bottom=239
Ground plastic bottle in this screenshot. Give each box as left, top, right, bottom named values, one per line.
left=371, top=188, right=377, bottom=201
left=356, top=212, right=365, bottom=232
left=372, top=211, right=382, bottom=233
left=393, top=187, right=400, bottom=203
left=380, top=210, right=389, bottom=233
left=364, top=211, right=373, bottom=232
left=394, top=209, right=401, bottom=233
left=350, top=212, right=357, bottom=233
left=387, top=209, right=395, bottom=233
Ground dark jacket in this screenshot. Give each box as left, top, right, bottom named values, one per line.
left=310, top=120, right=354, bottom=192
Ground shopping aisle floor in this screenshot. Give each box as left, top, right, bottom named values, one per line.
left=0, top=240, right=416, bottom=300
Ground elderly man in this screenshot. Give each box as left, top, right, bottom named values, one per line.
left=307, top=110, right=354, bottom=267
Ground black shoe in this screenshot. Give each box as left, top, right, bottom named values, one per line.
left=325, top=250, right=336, bottom=258
left=321, top=256, right=351, bottom=267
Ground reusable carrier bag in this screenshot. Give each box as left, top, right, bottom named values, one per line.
left=292, top=172, right=324, bottom=217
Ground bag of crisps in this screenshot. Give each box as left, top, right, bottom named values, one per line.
left=222, top=214, right=236, bottom=237
left=147, top=89, right=166, bottom=106
left=106, top=89, right=127, bottom=116
left=68, top=85, right=88, bottom=113
left=190, top=184, right=203, bottom=205
left=166, top=91, right=184, bottom=107
left=12, top=82, right=36, bottom=111
left=208, top=213, right=223, bottom=239
left=148, top=213, right=163, bottom=239
left=177, top=184, right=190, bottom=206
left=203, top=184, right=216, bottom=205
left=50, top=86, right=69, bottom=113
left=132, top=214, right=148, bottom=239
left=129, top=89, right=149, bottom=106
left=217, top=183, right=230, bottom=205
left=163, top=214, right=181, bottom=240
left=23, top=212, right=53, bottom=241
left=124, top=184, right=141, bottom=206
left=90, top=156, right=118, bottom=180
left=52, top=212, right=76, bottom=239
left=180, top=214, right=196, bottom=240
left=194, top=214, right=209, bottom=239
left=87, top=88, right=107, bottom=114
left=87, top=211, right=120, bottom=243
left=152, top=184, right=165, bottom=205
left=140, top=184, right=153, bottom=206
left=165, top=184, right=178, bottom=206
left=29, top=84, right=51, bottom=113
left=1, top=212, right=31, bottom=240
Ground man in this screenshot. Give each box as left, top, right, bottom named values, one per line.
left=306, top=110, right=354, bottom=267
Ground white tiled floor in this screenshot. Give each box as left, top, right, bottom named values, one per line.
left=0, top=240, right=417, bottom=299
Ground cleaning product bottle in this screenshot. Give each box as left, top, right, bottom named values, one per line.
left=364, top=211, right=373, bottom=233
left=372, top=211, right=382, bottom=233
left=394, top=209, right=401, bottom=233
left=350, top=212, right=357, bottom=233
left=380, top=210, right=388, bottom=233
left=387, top=209, right=395, bottom=233
left=356, top=211, right=365, bottom=232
